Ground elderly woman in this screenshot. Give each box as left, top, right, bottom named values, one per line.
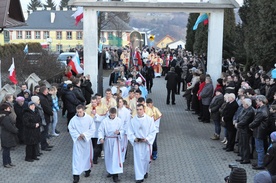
left=14, top=96, right=27, bottom=144
left=22, top=102, right=41, bottom=162
left=221, top=93, right=239, bottom=151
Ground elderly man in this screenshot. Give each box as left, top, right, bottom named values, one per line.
left=236, top=98, right=255, bottom=164
left=199, top=77, right=214, bottom=123
left=249, top=95, right=269, bottom=170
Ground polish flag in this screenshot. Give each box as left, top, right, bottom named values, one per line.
left=68, top=51, right=84, bottom=75
left=71, top=7, right=83, bottom=26
left=8, top=58, right=18, bottom=84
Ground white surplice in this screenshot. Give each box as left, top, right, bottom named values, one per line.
left=117, top=106, right=131, bottom=162
left=127, top=114, right=157, bottom=180
left=68, top=113, right=96, bottom=175
left=98, top=116, right=124, bottom=174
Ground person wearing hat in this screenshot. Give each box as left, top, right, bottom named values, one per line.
left=264, top=131, right=276, bottom=176
left=226, top=167, right=247, bottom=183
left=23, top=89, right=32, bottom=102
left=14, top=96, right=27, bottom=144
left=209, top=88, right=224, bottom=140
left=22, top=101, right=41, bottom=162
left=0, top=103, right=18, bottom=168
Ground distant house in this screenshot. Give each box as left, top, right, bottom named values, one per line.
left=167, top=40, right=186, bottom=50
left=6, top=9, right=133, bottom=52
left=156, top=35, right=175, bottom=49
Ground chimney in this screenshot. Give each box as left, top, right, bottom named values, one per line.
left=37, top=7, right=43, bottom=11
left=51, top=12, right=55, bottom=23
left=63, top=7, right=68, bottom=11
left=46, top=7, right=51, bottom=11
left=72, top=7, right=77, bottom=11
left=56, top=6, right=60, bottom=11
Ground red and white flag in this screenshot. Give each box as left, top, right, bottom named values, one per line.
left=8, top=58, right=18, bottom=84
left=68, top=51, right=84, bottom=75
left=71, top=7, right=83, bottom=26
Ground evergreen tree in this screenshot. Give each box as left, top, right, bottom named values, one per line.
left=193, top=22, right=208, bottom=55
left=233, top=23, right=246, bottom=65
left=223, top=9, right=236, bottom=59
left=185, top=13, right=199, bottom=53
left=59, top=0, right=70, bottom=10
left=44, top=0, right=56, bottom=10
left=27, top=0, right=42, bottom=11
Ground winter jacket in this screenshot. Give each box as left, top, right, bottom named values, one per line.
left=199, top=83, right=214, bottom=105
left=37, top=93, right=53, bottom=124
left=222, top=101, right=239, bottom=131
left=165, top=71, right=178, bottom=90
left=249, top=105, right=269, bottom=139
left=0, top=111, right=18, bottom=148
left=237, top=106, right=255, bottom=133
left=22, top=108, right=41, bottom=145
left=209, top=93, right=224, bottom=121
left=63, top=89, right=81, bottom=114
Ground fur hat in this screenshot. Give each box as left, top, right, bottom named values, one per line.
left=31, top=96, right=40, bottom=104
left=229, top=168, right=247, bottom=183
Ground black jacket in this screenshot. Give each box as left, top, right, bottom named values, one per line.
left=73, top=85, right=86, bottom=105
left=209, top=94, right=224, bottom=121
left=0, top=111, right=18, bottom=148
left=22, top=108, right=41, bottom=145
left=165, top=71, right=178, bottom=90
left=237, top=106, right=255, bottom=133
left=81, top=79, right=94, bottom=105
left=249, top=105, right=269, bottom=139
left=222, top=101, right=239, bottom=131
left=37, top=93, right=53, bottom=124
left=264, top=142, right=276, bottom=176
left=64, top=89, right=81, bottom=114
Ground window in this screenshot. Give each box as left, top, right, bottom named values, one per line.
left=56, top=31, right=62, bottom=39
left=43, top=31, right=49, bottom=39
left=17, top=31, right=22, bottom=39
left=35, top=31, right=41, bottom=39
left=76, top=31, right=82, bottom=40
left=25, top=31, right=31, bottom=39
left=108, top=32, right=113, bottom=40
left=66, top=31, right=72, bottom=39
left=56, top=45, right=63, bottom=52
left=4, top=30, right=9, bottom=39
left=117, top=31, right=122, bottom=38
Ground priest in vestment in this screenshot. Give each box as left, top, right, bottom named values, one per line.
left=68, top=105, right=96, bottom=183
left=127, top=104, right=157, bottom=183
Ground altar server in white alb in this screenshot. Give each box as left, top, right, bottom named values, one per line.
left=116, top=97, right=131, bottom=162
left=98, top=107, right=124, bottom=183
left=68, top=105, right=96, bottom=183
left=128, top=104, right=157, bottom=183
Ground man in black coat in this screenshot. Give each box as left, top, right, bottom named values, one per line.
left=73, top=78, right=86, bottom=105
left=249, top=95, right=269, bottom=170
left=236, top=98, right=255, bottom=164
left=37, top=86, right=53, bottom=150
left=143, top=61, right=155, bottom=93
left=165, top=67, right=178, bottom=105
left=81, top=75, right=94, bottom=105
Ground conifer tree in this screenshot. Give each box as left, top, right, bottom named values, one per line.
left=44, top=0, right=56, bottom=10
left=185, top=13, right=199, bottom=53
left=27, top=0, right=42, bottom=11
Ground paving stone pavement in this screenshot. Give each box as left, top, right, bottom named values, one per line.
left=1, top=76, right=259, bottom=183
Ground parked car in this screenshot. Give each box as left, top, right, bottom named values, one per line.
left=57, top=52, right=76, bottom=66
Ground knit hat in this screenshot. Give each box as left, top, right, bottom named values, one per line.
left=28, top=101, right=35, bottom=107
left=31, top=96, right=40, bottom=104
left=16, top=96, right=25, bottom=102
left=270, top=132, right=276, bottom=142
left=254, top=171, right=272, bottom=183
left=229, top=168, right=247, bottom=183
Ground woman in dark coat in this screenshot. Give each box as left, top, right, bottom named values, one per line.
left=22, top=102, right=41, bottom=162
left=0, top=103, right=18, bottom=168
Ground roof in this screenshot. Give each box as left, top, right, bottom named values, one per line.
left=156, top=35, right=175, bottom=46
left=0, top=0, right=26, bottom=29
left=167, top=39, right=186, bottom=45
left=10, top=10, right=133, bottom=31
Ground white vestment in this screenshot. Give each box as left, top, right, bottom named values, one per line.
left=127, top=114, right=157, bottom=180
left=92, top=114, right=107, bottom=138
left=98, top=117, right=124, bottom=174
left=68, top=114, right=96, bottom=175
left=117, top=106, right=131, bottom=162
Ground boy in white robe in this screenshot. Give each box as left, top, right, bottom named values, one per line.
left=98, top=108, right=124, bottom=183
left=128, top=104, right=157, bottom=183
left=68, top=105, right=96, bottom=183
